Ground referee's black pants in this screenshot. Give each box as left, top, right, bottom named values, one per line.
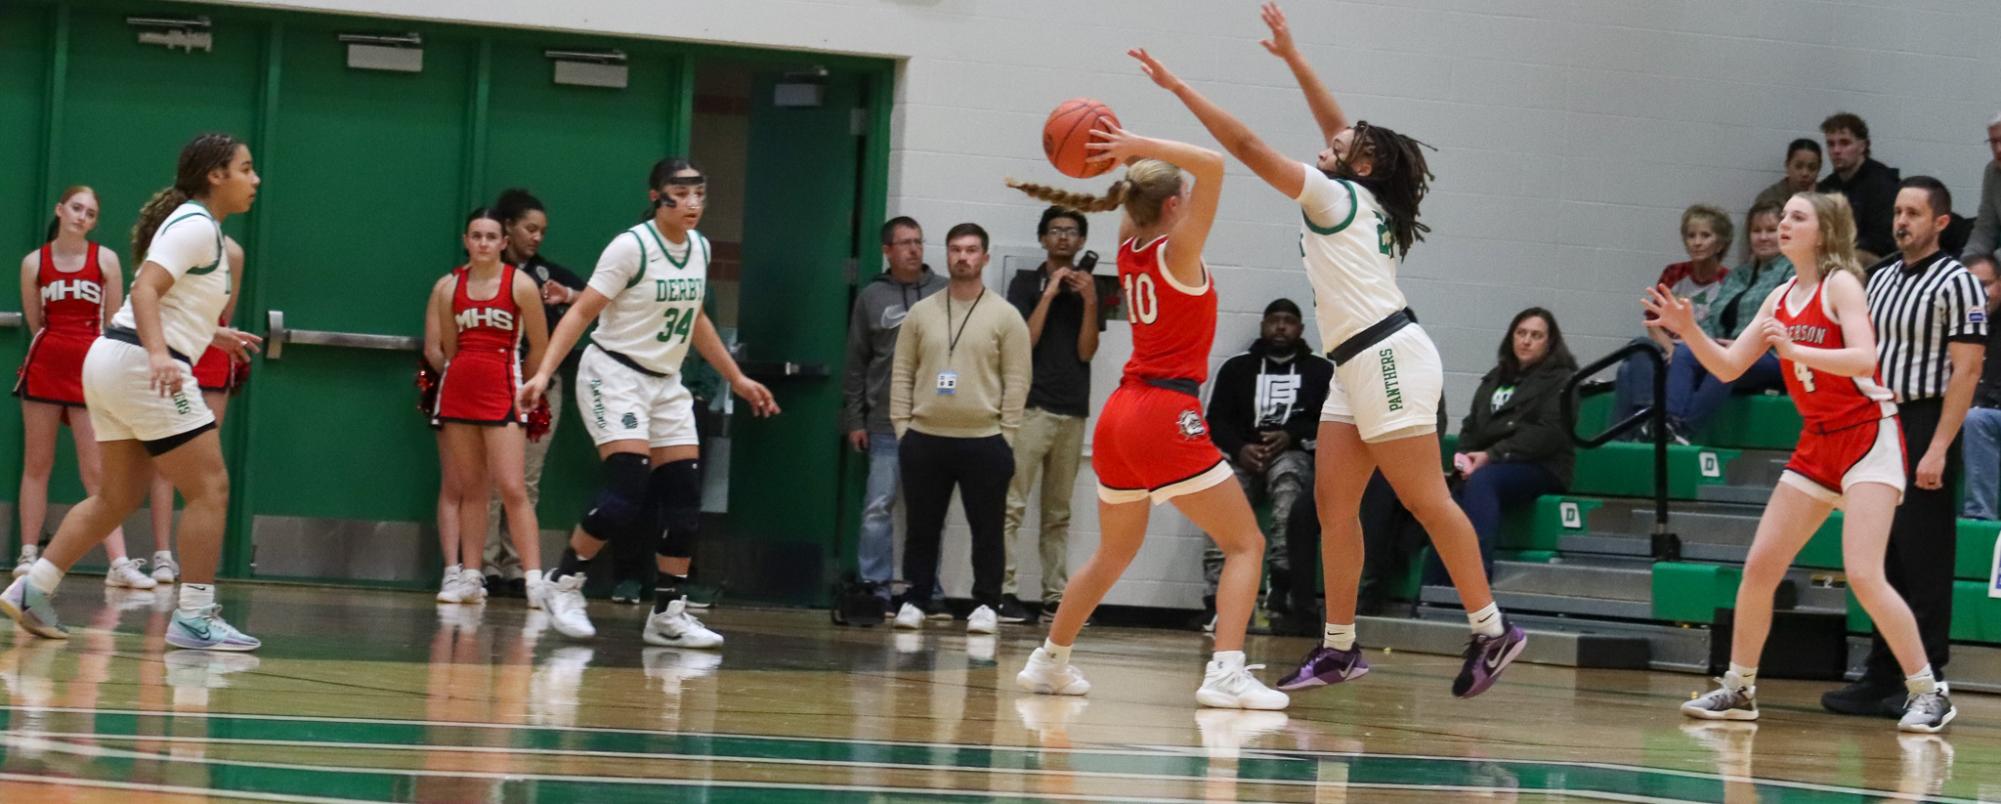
left=1862, top=397, right=1959, bottom=682
left=900, top=430, right=1014, bottom=611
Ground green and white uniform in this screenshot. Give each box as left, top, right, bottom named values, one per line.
left=1296, top=163, right=1443, bottom=443
left=84, top=201, right=227, bottom=442
left=575, top=219, right=709, bottom=448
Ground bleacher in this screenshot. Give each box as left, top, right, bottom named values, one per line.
left=1363, top=391, right=2001, bottom=692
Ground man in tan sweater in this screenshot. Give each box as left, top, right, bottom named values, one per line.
left=889, top=222, right=1032, bottom=634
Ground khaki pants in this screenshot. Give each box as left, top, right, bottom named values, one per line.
left=485, top=375, right=561, bottom=579
left=1001, top=407, right=1086, bottom=602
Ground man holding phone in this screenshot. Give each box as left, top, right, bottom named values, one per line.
left=1000, top=206, right=1104, bottom=624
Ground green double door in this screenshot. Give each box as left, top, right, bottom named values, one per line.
left=2, top=1, right=885, bottom=601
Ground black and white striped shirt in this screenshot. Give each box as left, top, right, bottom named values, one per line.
left=1864, top=251, right=1988, bottom=401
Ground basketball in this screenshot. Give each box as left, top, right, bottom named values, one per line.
left=1043, top=98, right=1121, bottom=179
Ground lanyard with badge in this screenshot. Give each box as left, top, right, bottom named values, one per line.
left=939, top=289, right=984, bottom=396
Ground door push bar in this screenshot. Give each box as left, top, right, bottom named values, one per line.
left=265, top=309, right=420, bottom=360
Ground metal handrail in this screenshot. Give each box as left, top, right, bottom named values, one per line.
left=1563, top=341, right=1680, bottom=562
left=265, top=309, right=420, bottom=360
left=0, top=312, right=21, bottom=329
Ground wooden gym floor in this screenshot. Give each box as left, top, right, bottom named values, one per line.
left=0, top=584, right=1993, bottom=802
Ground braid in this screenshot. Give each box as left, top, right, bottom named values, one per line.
left=131, top=187, right=190, bottom=264
left=1006, top=178, right=1129, bottom=213
left=1349, top=121, right=1435, bottom=259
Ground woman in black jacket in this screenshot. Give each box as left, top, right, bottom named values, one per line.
left=1444, top=308, right=1577, bottom=576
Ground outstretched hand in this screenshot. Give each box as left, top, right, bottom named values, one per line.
left=1128, top=48, right=1182, bottom=91
left=1084, top=125, right=1150, bottom=170
left=1258, top=2, right=1297, bottom=58
left=1640, top=284, right=1696, bottom=337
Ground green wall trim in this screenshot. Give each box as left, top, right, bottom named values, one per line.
left=462, top=38, right=492, bottom=212
left=667, top=53, right=694, bottom=156
left=36, top=4, right=69, bottom=238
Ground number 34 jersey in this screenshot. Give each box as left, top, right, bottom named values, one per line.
left=585, top=219, right=709, bottom=376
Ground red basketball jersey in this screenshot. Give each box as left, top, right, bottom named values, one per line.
left=1772, top=277, right=1894, bottom=431
left=1117, top=235, right=1217, bottom=384
left=452, top=265, right=522, bottom=355
left=36, top=241, right=106, bottom=338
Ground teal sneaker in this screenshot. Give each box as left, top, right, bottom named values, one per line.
left=166, top=605, right=261, bottom=652
left=0, top=576, right=68, bottom=639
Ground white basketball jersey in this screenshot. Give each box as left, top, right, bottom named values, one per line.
left=1295, top=164, right=1409, bottom=350
left=584, top=220, right=709, bottom=375
left=111, top=201, right=229, bottom=359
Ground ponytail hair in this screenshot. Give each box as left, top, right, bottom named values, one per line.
left=131, top=132, right=243, bottom=263
left=45, top=185, right=96, bottom=244
left=1007, top=159, right=1183, bottom=227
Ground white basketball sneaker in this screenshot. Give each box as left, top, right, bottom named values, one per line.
left=643, top=598, right=723, bottom=649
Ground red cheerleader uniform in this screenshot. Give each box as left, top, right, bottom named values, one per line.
left=13, top=242, right=107, bottom=407
left=433, top=265, right=525, bottom=425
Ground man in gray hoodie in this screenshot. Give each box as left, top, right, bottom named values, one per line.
left=844, top=217, right=949, bottom=609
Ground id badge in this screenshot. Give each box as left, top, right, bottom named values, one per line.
left=936, top=370, right=959, bottom=396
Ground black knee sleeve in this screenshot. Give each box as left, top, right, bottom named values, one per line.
left=652, top=459, right=702, bottom=558
left=580, top=452, right=651, bottom=541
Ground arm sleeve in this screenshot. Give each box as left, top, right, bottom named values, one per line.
left=1292, top=163, right=1358, bottom=232
left=1204, top=357, right=1252, bottom=457
left=1965, top=167, right=2001, bottom=262
left=841, top=296, right=872, bottom=432
left=584, top=233, right=643, bottom=299
left=998, top=309, right=1032, bottom=442
left=1940, top=271, right=1990, bottom=343
left=144, top=214, right=220, bottom=279
left=889, top=310, right=918, bottom=439
left=1485, top=372, right=1576, bottom=463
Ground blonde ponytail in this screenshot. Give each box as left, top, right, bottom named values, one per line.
left=1006, top=177, right=1130, bottom=213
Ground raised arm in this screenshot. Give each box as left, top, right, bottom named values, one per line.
left=1130, top=48, right=1310, bottom=201
left=1258, top=2, right=1348, bottom=141
left=1642, top=283, right=1774, bottom=382
left=1087, top=123, right=1224, bottom=289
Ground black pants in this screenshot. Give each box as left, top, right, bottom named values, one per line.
left=1863, top=397, right=1960, bottom=681
left=900, top=431, right=1014, bottom=610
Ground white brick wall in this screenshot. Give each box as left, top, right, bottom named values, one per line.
left=218, top=0, right=2001, bottom=609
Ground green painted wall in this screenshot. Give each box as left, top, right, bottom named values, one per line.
left=3, top=0, right=892, bottom=596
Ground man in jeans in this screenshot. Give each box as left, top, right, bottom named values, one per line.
left=842, top=217, right=946, bottom=611
left=1958, top=258, right=2001, bottom=520
left=1001, top=206, right=1103, bottom=624
left=889, top=223, right=1031, bottom=634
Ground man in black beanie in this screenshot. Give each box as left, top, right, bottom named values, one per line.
left=1197, top=298, right=1334, bottom=630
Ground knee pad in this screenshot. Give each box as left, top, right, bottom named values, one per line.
left=652, top=459, right=702, bottom=558
left=580, top=452, right=651, bottom=541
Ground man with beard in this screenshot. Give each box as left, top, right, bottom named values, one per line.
left=1198, top=299, right=1333, bottom=630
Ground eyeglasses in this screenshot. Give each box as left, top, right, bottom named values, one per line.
left=1044, top=227, right=1081, bottom=238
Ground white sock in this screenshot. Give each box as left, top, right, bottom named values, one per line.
left=1906, top=666, right=1938, bottom=696
left=1211, top=649, right=1246, bottom=671
left=1042, top=639, right=1071, bottom=665
left=1468, top=603, right=1504, bottom=638
left=179, top=583, right=215, bottom=613
left=525, top=569, right=544, bottom=585
left=444, top=563, right=462, bottom=578
left=27, top=559, right=64, bottom=594
left=1728, top=663, right=1758, bottom=690
left=1324, top=622, right=1357, bottom=651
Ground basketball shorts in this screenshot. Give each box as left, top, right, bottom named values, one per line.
left=81, top=338, right=215, bottom=443
left=575, top=344, right=697, bottom=449
left=1779, top=415, right=1906, bottom=507
left=1321, top=323, right=1443, bottom=443
left=1092, top=380, right=1232, bottom=505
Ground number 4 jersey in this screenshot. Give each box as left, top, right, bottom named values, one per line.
left=585, top=219, right=709, bottom=376
left=1771, top=276, right=1895, bottom=431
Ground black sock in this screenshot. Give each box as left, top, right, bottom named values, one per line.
left=552, top=547, right=594, bottom=581
left=653, top=573, right=688, bottom=613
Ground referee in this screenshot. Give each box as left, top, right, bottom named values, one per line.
left=1824, top=176, right=1989, bottom=717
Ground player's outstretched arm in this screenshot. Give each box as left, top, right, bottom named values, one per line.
left=1130, top=48, right=1309, bottom=202
left=1258, top=2, right=1348, bottom=141
left=1086, top=125, right=1223, bottom=290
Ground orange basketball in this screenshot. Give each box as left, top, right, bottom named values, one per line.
left=1043, top=98, right=1121, bottom=179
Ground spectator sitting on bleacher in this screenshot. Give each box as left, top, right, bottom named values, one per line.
left=1658, top=201, right=1794, bottom=438
left=1958, top=258, right=2001, bottom=520
left=1612, top=204, right=1733, bottom=443
left=1962, top=111, right=2001, bottom=273
left=1754, top=139, right=1823, bottom=212
left=1427, top=308, right=1576, bottom=581
left=1199, top=298, right=1333, bottom=629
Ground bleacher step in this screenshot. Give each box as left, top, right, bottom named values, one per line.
left=1410, top=607, right=1710, bottom=672
left=1420, top=585, right=1655, bottom=620
left=1491, top=559, right=1654, bottom=602
left=1696, top=484, right=1778, bottom=505
left=1354, top=614, right=1650, bottom=670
